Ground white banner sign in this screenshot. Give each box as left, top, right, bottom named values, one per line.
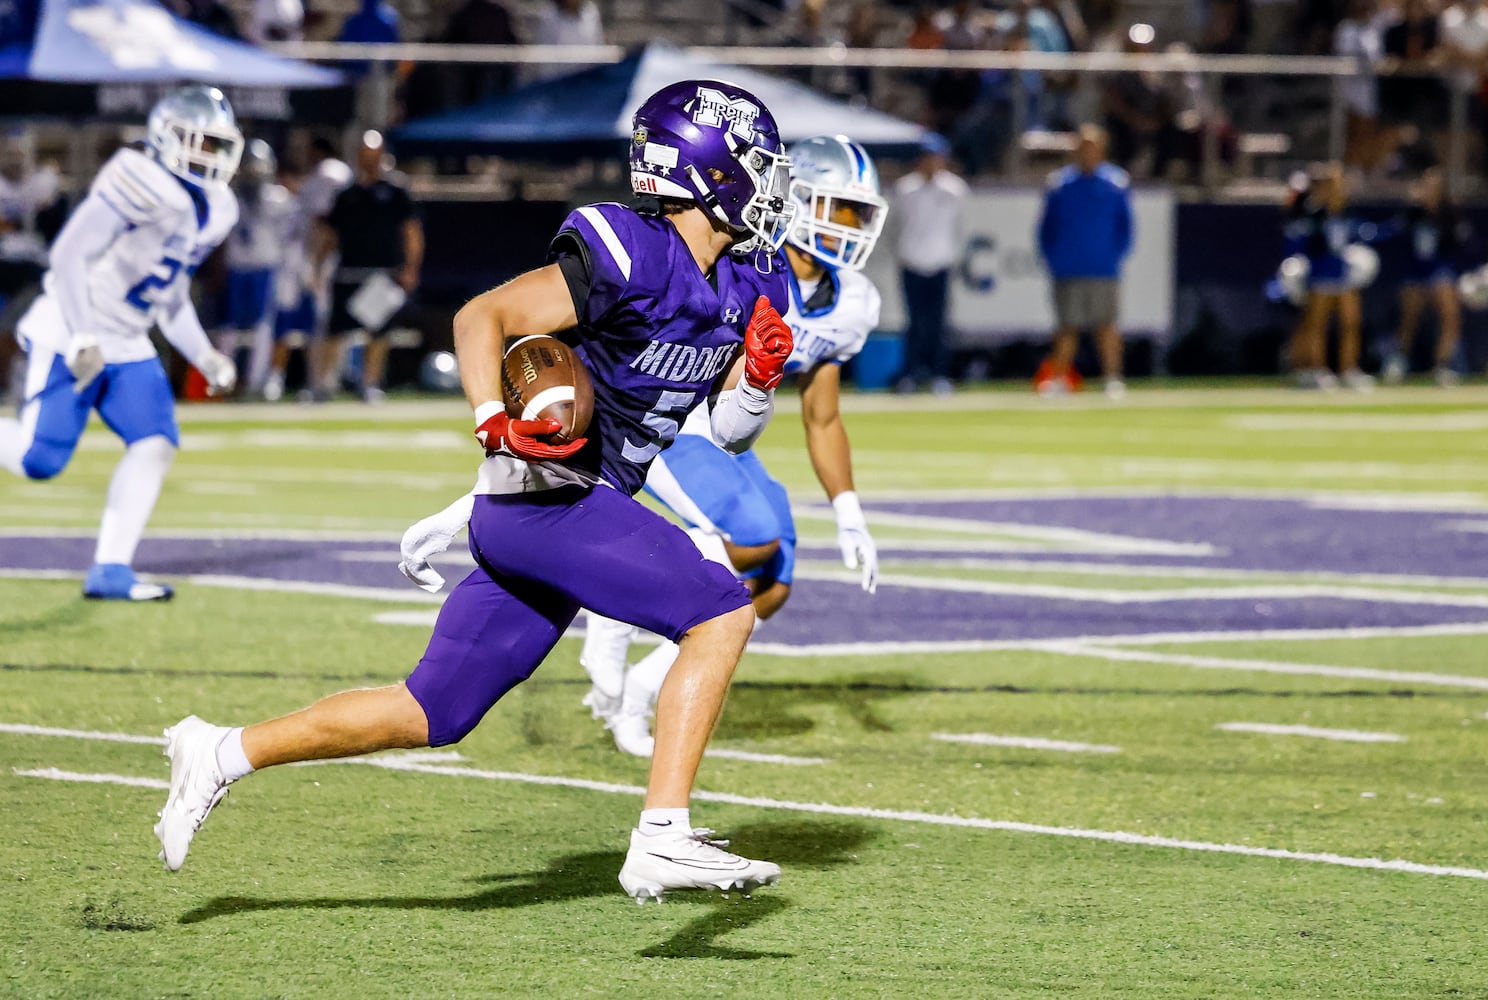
left=867, top=185, right=1174, bottom=344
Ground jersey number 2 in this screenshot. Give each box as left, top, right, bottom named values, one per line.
left=125, top=257, right=183, bottom=312
left=622, top=390, right=694, bottom=463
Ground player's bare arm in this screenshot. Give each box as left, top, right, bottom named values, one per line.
left=452, top=263, right=577, bottom=412
left=799, top=360, right=856, bottom=499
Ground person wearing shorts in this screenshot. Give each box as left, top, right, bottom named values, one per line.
left=1035, top=124, right=1133, bottom=398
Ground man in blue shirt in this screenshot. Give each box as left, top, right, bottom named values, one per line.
left=1036, top=124, right=1134, bottom=398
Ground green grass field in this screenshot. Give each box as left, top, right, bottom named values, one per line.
left=5, top=382, right=1488, bottom=998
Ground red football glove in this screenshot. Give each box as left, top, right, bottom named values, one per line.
left=743, top=296, right=793, bottom=391
left=475, top=411, right=586, bottom=462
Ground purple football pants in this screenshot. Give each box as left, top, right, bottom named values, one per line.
left=406, top=484, right=751, bottom=746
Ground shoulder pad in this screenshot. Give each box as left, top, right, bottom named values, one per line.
left=555, top=202, right=653, bottom=282
left=92, top=148, right=190, bottom=226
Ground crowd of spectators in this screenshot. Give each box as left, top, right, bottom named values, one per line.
left=151, top=0, right=1488, bottom=183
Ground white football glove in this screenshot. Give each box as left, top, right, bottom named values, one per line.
left=398, top=492, right=475, bottom=593
left=64, top=333, right=104, bottom=393
left=832, top=490, right=878, bottom=594
left=198, top=350, right=238, bottom=396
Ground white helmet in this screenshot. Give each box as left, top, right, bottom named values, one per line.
left=1460, top=264, right=1488, bottom=310
left=1277, top=254, right=1309, bottom=307
left=239, top=138, right=277, bottom=183
left=784, top=135, right=887, bottom=271
left=1343, top=243, right=1379, bottom=290
left=146, top=85, right=244, bottom=189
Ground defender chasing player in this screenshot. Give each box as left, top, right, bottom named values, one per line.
left=156, top=80, right=798, bottom=903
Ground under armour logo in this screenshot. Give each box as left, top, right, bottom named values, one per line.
left=691, top=87, right=760, bottom=141
left=722, top=307, right=742, bottom=324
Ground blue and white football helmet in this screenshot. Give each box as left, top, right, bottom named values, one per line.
left=785, top=134, right=887, bottom=271
left=629, top=79, right=795, bottom=254
left=146, top=85, right=244, bottom=189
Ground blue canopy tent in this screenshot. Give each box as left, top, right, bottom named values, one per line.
left=0, top=0, right=347, bottom=120
left=391, top=43, right=926, bottom=159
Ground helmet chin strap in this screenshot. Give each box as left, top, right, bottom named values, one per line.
left=685, top=164, right=732, bottom=228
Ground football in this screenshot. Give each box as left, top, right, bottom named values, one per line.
left=502, top=335, right=594, bottom=443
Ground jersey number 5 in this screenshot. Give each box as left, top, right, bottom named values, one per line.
left=621, top=390, right=695, bottom=463
left=125, top=257, right=184, bottom=312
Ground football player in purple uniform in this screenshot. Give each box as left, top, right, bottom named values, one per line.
left=154, top=80, right=798, bottom=903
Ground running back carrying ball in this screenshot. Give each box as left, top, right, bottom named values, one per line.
left=502, top=335, right=594, bottom=443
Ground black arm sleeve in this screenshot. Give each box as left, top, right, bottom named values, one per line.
left=551, top=231, right=593, bottom=319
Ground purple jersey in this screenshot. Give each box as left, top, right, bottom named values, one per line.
left=548, top=202, right=788, bottom=496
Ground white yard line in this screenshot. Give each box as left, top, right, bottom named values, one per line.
left=13, top=767, right=169, bottom=790
left=793, top=568, right=1488, bottom=608
left=1228, top=411, right=1488, bottom=433
left=705, top=748, right=829, bottom=766
left=1442, top=521, right=1488, bottom=534
left=0, top=504, right=91, bottom=519
left=0, top=527, right=402, bottom=541
left=883, top=557, right=1488, bottom=591
left=1041, top=642, right=1488, bottom=692
left=187, top=575, right=443, bottom=604
left=856, top=486, right=1488, bottom=510
left=175, top=464, right=475, bottom=491
left=932, top=733, right=1121, bottom=754
left=793, top=506, right=1216, bottom=556
left=1112, top=456, right=1488, bottom=483
left=180, top=481, right=260, bottom=496
left=0, top=569, right=82, bottom=582
left=338, top=549, right=473, bottom=565
left=1215, top=722, right=1405, bottom=743
left=10, top=746, right=1486, bottom=881
left=0, top=723, right=166, bottom=745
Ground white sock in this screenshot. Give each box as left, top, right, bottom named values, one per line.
left=215, top=727, right=255, bottom=783
left=0, top=417, right=25, bottom=476
left=686, top=527, right=738, bottom=574
left=623, top=640, right=680, bottom=715
left=246, top=320, right=274, bottom=392
left=579, top=612, right=636, bottom=697
left=638, top=807, right=689, bottom=836
left=94, top=435, right=175, bottom=565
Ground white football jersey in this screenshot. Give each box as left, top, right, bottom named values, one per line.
left=781, top=266, right=881, bottom=376
left=38, top=148, right=238, bottom=362
left=678, top=265, right=882, bottom=441
left=226, top=183, right=296, bottom=272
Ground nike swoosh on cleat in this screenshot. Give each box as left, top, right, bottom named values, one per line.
left=647, top=852, right=752, bottom=871
left=644, top=820, right=672, bottom=827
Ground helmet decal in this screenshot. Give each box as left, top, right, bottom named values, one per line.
left=628, top=79, right=796, bottom=260
left=688, top=86, right=761, bottom=141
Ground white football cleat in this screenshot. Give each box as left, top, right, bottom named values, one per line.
left=1341, top=368, right=1376, bottom=393
left=606, top=707, right=655, bottom=758
left=581, top=686, right=620, bottom=722
left=618, top=827, right=781, bottom=904
left=1433, top=365, right=1461, bottom=388
left=154, top=715, right=230, bottom=871
left=579, top=613, right=635, bottom=722
left=1382, top=354, right=1407, bottom=385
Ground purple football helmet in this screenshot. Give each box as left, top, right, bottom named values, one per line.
left=629, top=79, right=795, bottom=254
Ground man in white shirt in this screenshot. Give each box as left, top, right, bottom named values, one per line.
left=530, top=0, right=604, bottom=81
left=1443, top=0, right=1488, bottom=103
left=891, top=133, right=967, bottom=396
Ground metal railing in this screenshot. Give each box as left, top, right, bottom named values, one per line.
left=271, top=42, right=1477, bottom=195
